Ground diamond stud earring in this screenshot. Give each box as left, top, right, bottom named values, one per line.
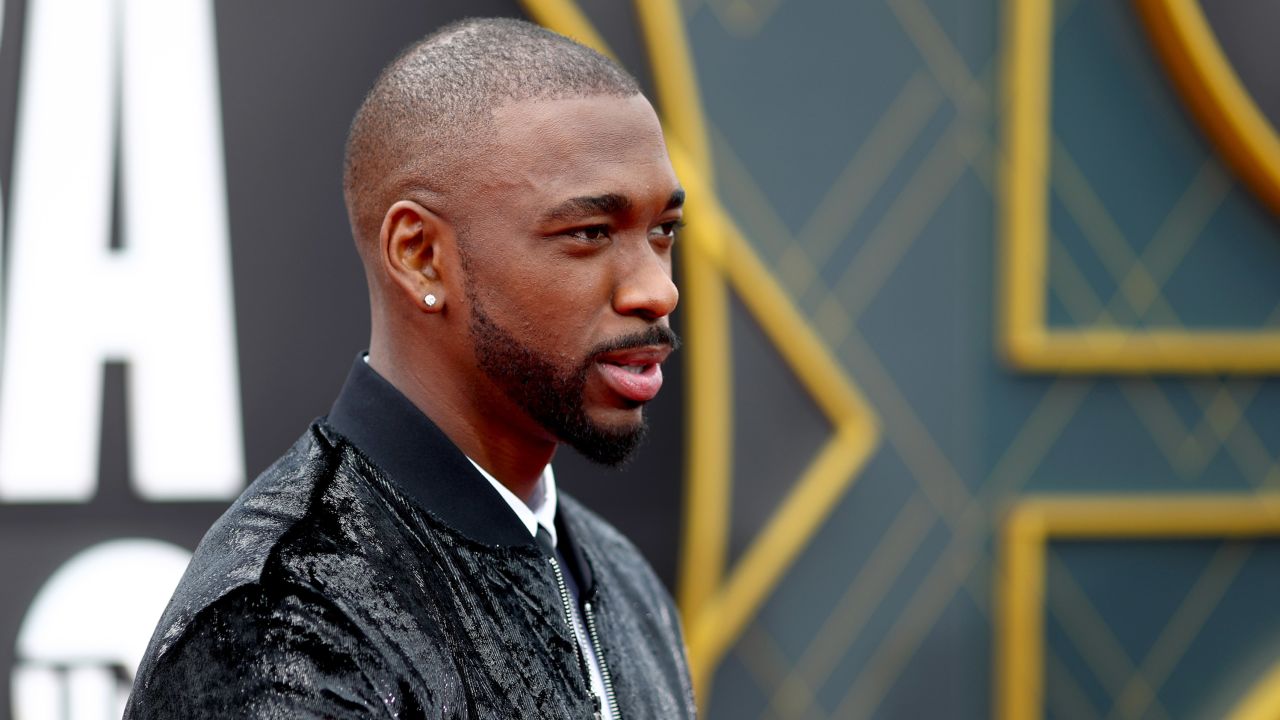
left=424, top=294, right=438, bottom=308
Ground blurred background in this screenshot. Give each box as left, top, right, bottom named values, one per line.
left=0, top=0, right=1278, bottom=718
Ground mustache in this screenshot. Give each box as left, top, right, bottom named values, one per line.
left=589, top=324, right=682, bottom=360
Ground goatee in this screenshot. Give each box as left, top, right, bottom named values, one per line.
left=467, top=295, right=679, bottom=467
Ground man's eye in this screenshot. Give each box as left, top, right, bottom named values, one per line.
left=651, top=220, right=683, bottom=240
left=569, top=226, right=610, bottom=242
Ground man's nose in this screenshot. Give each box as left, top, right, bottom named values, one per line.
left=612, top=250, right=679, bottom=320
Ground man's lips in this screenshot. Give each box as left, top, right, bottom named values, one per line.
left=594, top=345, right=672, bottom=403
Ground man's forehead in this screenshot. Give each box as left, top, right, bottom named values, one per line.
left=467, top=94, right=677, bottom=208
left=489, top=94, right=666, bottom=151
left=492, top=92, right=657, bottom=120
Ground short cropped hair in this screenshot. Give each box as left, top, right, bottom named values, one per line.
left=343, top=17, right=641, bottom=255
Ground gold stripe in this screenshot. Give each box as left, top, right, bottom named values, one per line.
left=1019, top=331, right=1280, bottom=374
left=997, top=494, right=1280, bottom=720
left=671, top=176, right=733, bottom=661
left=1229, top=661, right=1280, bottom=720
left=999, top=0, right=1053, bottom=366
left=997, top=504, right=1047, bottom=720
left=1020, top=495, right=1280, bottom=537
left=1134, top=0, right=1280, bottom=216
left=1000, top=0, right=1280, bottom=373
left=634, top=0, right=713, bottom=173
left=631, top=1, right=733, bottom=658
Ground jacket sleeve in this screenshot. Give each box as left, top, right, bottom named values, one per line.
left=125, top=583, right=416, bottom=719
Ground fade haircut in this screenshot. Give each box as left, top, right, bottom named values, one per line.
left=343, top=17, right=642, bottom=257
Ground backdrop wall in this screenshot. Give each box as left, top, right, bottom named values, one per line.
left=0, top=1, right=1278, bottom=719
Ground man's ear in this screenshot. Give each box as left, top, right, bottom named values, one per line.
left=379, top=199, right=450, bottom=313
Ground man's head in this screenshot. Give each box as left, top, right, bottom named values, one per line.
left=343, top=18, right=642, bottom=251
left=345, top=19, right=682, bottom=467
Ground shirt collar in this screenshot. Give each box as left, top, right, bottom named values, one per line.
left=324, top=354, right=539, bottom=550
left=465, top=459, right=559, bottom=548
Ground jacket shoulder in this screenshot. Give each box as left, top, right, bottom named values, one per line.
left=129, top=424, right=460, bottom=717
left=126, top=580, right=426, bottom=719
left=136, top=424, right=363, bottom=670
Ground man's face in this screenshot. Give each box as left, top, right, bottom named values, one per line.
left=450, top=94, right=683, bottom=466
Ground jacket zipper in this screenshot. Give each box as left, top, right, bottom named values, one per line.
left=547, top=554, right=620, bottom=720
left=583, top=601, right=620, bottom=720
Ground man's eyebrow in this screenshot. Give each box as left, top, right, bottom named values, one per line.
left=541, top=189, right=685, bottom=224
left=542, top=193, right=631, bottom=223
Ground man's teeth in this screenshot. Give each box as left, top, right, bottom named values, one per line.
left=624, top=365, right=644, bottom=374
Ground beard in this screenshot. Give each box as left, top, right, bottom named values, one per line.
left=467, top=292, right=679, bottom=467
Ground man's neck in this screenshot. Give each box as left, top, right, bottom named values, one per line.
left=366, top=351, right=555, bottom=502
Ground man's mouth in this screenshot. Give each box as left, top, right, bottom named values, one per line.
left=594, top=346, right=671, bottom=403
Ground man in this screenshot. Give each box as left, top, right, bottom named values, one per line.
left=125, top=17, right=694, bottom=719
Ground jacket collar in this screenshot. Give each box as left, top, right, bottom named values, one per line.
left=324, top=355, right=538, bottom=550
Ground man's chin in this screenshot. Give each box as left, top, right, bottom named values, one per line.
left=561, top=416, right=648, bottom=468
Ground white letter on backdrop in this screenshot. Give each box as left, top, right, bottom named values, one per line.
left=0, top=0, right=243, bottom=501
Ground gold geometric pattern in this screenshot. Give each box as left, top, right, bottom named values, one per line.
left=1000, top=0, right=1280, bottom=373
left=683, top=0, right=1046, bottom=715
left=996, top=2, right=1280, bottom=718
left=526, top=0, right=1280, bottom=717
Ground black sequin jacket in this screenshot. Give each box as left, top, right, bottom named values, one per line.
left=124, top=359, right=696, bottom=719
